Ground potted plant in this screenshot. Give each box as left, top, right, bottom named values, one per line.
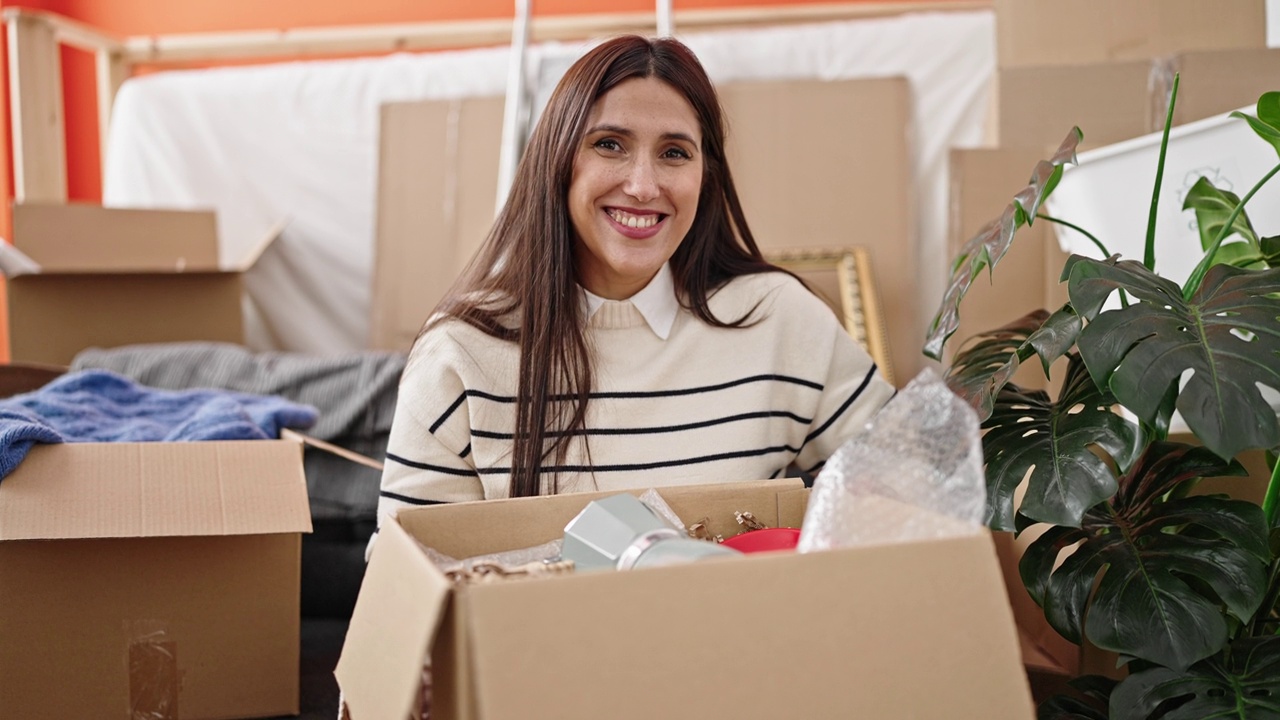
left=925, top=79, right=1280, bottom=719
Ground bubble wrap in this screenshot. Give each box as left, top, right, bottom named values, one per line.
left=797, top=368, right=986, bottom=552
left=423, top=539, right=565, bottom=574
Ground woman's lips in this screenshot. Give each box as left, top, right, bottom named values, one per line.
left=605, top=207, right=666, bottom=239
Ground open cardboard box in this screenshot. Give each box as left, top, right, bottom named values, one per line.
left=337, top=480, right=1035, bottom=719
left=0, top=437, right=312, bottom=719
left=0, top=202, right=282, bottom=365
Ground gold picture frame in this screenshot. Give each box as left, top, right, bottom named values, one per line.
left=765, top=246, right=895, bottom=386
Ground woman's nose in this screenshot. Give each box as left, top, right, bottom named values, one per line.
left=622, top=159, right=660, bottom=202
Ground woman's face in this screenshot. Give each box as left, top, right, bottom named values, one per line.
left=568, top=76, right=704, bottom=300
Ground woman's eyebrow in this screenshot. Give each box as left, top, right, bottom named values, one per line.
left=585, top=124, right=698, bottom=145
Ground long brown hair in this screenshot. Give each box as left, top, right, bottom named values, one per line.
left=428, top=35, right=778, bottom=498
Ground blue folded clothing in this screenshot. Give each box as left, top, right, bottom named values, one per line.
left=0, top=369, right=319, bottom=482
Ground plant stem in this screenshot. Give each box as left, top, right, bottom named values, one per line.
left=1262, top=451, right=1280, bottom=529
left=1145, top=73, right=1180, bottom=272
left=1036, top=213, right=1111, bottom=257
left=1037, top=213, right=1129, bottom=308
left=1183, top=161, right=1280, bottom=300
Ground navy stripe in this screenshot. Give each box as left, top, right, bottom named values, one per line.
left=805, top=459, right=826, bottom=475
left=380, top=491, right=450, bottom=506
left=804, top=364, right=878, bottom=444
left=470, top=409, right=812, bottom=440
left=428, top=374, right=824, bottom=430
left=429, top=392, right=469, bottom=433
left=386, top=452, right=477, bottom=477
left=459, top=442, right=472, bottom=459
left=473, top=443, right=798, bottom=475
left=768, top=467, right=782, bottom=479
left=586, top=374, right=823, bottom=399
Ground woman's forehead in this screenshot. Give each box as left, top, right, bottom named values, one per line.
left=585, top=77, right=701, bottom=142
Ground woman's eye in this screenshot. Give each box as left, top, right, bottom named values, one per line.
left=662, top=147, right=692, bottom=160
left=594, top=139, right=622, bottom=152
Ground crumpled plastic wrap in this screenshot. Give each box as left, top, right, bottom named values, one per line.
left=797, top=368, right=986, bottom=552
left=423, top=539, right=565, bottom=574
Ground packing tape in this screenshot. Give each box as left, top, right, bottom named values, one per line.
left=1149, top=56, right=1178, bottom=133
left=126, top=621, right=179, bottom=720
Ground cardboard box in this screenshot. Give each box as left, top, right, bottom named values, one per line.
left=995, top=0, right=1266, bottom=68
left=336, top=480, right=1034, bottom=719
left=372, top=78, right=919, bottom=384
left=996, top=61, right=1155, bottom=151
left=0, top=439, right=312, bottom=719
left=1160, top=48, right=1280, bottom=128
left=720, top=77, right=918, bottom=384
left=0, top=202, right=281, bottom=365
left=370, top=96, right=504, bottom=352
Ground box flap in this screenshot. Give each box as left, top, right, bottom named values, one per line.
left=12, top=202, right=220, bottom=273
left=0, top=241, right=43, bottom=277
left=235, top=217, right=289, bottom=271
left=396, top=479, right=804, bottom=559
left=0, top=440, right=311, bottom=541
left=776, top=486, right=809, bottom=527
left=335, top=520, right=453, bottom=720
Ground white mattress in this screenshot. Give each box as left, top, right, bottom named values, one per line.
left=104, top=12, right=995, bottom=353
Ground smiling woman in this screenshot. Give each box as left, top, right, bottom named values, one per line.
left=570, top=76, right=704, bottom=299
left=373, top=35, right=895, bottom=538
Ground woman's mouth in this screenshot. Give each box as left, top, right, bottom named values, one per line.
left=605, top=208, right=666, bottom=238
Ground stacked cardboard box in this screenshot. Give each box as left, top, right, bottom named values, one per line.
left=0, top=202, right=282, bottom=366
left=951, top=0, right=1275, bottom=692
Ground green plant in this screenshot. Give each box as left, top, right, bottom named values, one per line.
left=925, top=82, right=1280, bottom=719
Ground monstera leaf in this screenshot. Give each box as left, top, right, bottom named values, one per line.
left=1110, top=637, right=1280, bottom=719
left=1020, top=443, right=1263, bottom=671
left=982, top=354, right=1136, bottom=531
left=946, top=309, right=1048, bottom=421
left=1183, top=177, right=1263, bottom=268
left=924, top=128, right=1082, bottom=360
left=1039, top=676, right=1116, bottom=720
left=1231, top=91, right=1280, bottom=159
left=1067, top=257, right=1280, bottom=460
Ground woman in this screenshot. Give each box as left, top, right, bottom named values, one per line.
left=376, top=35, right=893, bottom=527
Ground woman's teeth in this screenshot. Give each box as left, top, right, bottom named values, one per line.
left=608, top=209, right=659, bottom=229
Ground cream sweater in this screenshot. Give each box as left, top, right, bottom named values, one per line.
left=376, top=271, right=894, bottom=525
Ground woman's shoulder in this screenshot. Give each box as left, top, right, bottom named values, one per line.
left=406, top=314, right=517, bottom=381
left=712, top=270, right=833, bottom=320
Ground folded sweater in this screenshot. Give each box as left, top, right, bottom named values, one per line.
left=0, top=369, right=318, bottom=481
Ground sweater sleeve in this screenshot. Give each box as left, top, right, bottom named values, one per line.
left=375, top=337, right=484, bottom=530
left=794, top=322, right=896, bottom=475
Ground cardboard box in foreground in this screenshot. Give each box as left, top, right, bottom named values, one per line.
left=0, top=202, right=281, bottom=365
left=337, top=480, right=1034, bottom=719
left=0, top=439, right=312, bottom=719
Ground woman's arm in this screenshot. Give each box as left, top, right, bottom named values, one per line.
left=793, top=324, right=896, bottom=476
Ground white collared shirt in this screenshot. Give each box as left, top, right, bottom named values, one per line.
left=579, top=264, right=678, bottom=340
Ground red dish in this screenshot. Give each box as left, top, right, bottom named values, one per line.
left=719, top=527, right=801, bottom=553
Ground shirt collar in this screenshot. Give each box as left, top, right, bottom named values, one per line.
left=580, top=263, right=679, bottom=340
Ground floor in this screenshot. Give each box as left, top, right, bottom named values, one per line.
left=258, top=619, right=347, bottom=720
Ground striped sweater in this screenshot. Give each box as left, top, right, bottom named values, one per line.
left=376, top=271, right=895, bottom=524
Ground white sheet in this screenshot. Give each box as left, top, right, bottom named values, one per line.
left=104, top=12, right=995, bottom=353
